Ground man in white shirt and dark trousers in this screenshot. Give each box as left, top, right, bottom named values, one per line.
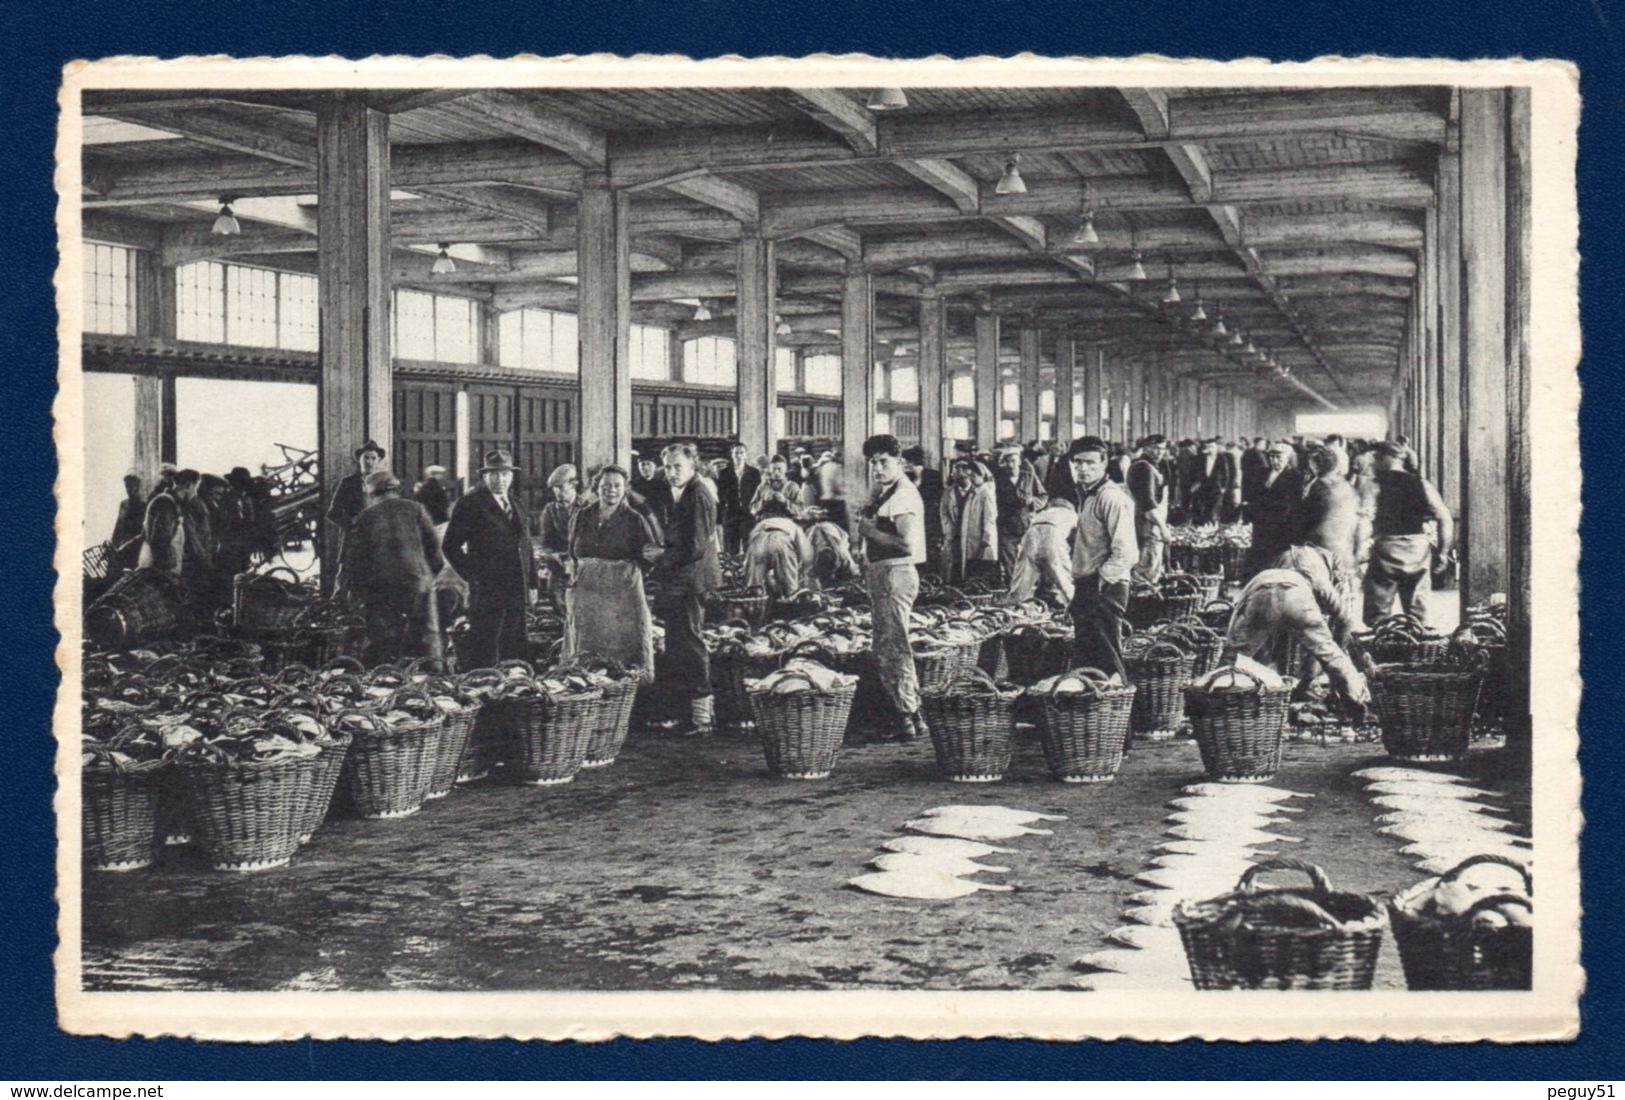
left=855, top=433, right=930, bottom=742
left=1066, top=436, right=1139, bottom=680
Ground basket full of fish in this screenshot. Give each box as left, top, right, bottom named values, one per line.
left=1388, top=854, right=1532, bottom=990
left=1027, top=667, right=1136, bottom=783
left=746, top=659, right=860, bottom=779
left=1184, top=663, right=1295, bottom=783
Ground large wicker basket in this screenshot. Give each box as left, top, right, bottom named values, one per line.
left=712, top=646, right=786, bottom=732
left=1185, top=666, right=1295, bottom=783
left=85, top=568, right=186, bottom=650
left=912, top=646, right=962, bottom=693
left=298, top=730, right=352, bottom=844
left=1389, top=854, right=1532, bottom=990
left=426, top=707, right=478, bottom=796
left=1126, top=641, right=1196, bottom=740
left=180, top=753, right=317, bottom=872
left=583, top=676, right=639, bottom=767
left=337, top=700, right=442, bottom=818
left=1173, top=858, right=1387, bottom=990
left=82, top=759, right=164, bottom=871
left=1032, top=675, right=1137, bottom=783
left=712, top=586, right=771, bottom=627
left=1003, top=625, right=1072, bottom=686
left=748, top=669, right=858, bottom=779
left=503, top=678, right=602, bottom=786
left=232, top=566, right=312, bottom=632
left=922, top=668, right=1023, bottom=782
left=1368, top=662, right=1484, bottom=763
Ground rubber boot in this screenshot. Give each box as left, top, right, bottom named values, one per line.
left=689, top=695, right=715, bottom=736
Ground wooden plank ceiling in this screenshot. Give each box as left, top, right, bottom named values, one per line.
left=81, top=85, right=1454, bottom=405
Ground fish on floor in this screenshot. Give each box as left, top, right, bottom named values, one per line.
left=1372, top=793, right=1513, bottom=816
left=868, top=851, right=1009, bottom=877
left=904, top=816, right=1055, bottom=842
left=880, top=836, right=1014, bottom=860
left=1180, top=783, right=1312, bottom=802
left=1364, top=780, right=1500, bottom=800
left=1166, top=823, right=1303, bottom=844
left=1153, top=837, right=1294, bottom=857
left=1353, top=766, right=1471, bottom=785
left=918, top=805, right=1068, bottom=824
left=1076, top=948, right=1192, bottom=978
left=1106, top=924, right=1186, bottom=952
left=847, top=870, right=1015, bottom=900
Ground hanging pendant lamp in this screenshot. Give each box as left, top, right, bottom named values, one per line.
left=431, top=244, right=456, bottom=275
left=866, top=88, right=909, bottom=111
left=995, top=154, right=1027, bottom=195
left=211, top=198, right=241, bottom=237
left=692, top=302, right=712, bottom=322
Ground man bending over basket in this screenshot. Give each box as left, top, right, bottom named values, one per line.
left=1225, top=544, right=1371, bottom=710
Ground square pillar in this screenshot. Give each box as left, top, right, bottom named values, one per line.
left=840, top=263, right=875, bottom=521
left=1018, top=322, right=1041, bottom=443
left=917, top=291, right=947, bottom=467
left=735, top=234, right=777, bottom=458
left=578, top=171, right=634, bottom=475
left=1054, top=332, right=1076, bottom=447
left=317, top=92, right=392, bottom=585
left=973, top=313, right=1000, bottom=453
left=1436, top=122, right=1463, bottom=515
left=1081, top=344, right=1102, bottom=438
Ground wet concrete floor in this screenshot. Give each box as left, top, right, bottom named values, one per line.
left=81, top=721, right=1528, bottom=993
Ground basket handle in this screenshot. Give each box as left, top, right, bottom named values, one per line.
left=335, top=708, right=387, bottom=736
left=1437, top=853, right=1533, bottom=894
left=319, top=655, right=366, bottom=676
left=315, top=671, right=369, bottom=699
left=1042, top=668, right=1112, bottom=699
left=1237, top=857, right=1335, bottom=898
left=762, top=669, right=822, bottom=692
left=1199, top=665, right=1265, bottom=695
left=404, top=655, right=450, bottom=678
left=1139, top=639, right=1191, bottom=662
left=260, top=564, right=304, bottom=588
left=498, top=658, right=537, bottom=678
left=382, top=685, right=439, bottom=714
left=1460, top=893, right=1533, bottom=922
left=1231, top=892, right=1347, bottom=930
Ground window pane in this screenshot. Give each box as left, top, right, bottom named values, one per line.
left=631, top=324, right=669, bottom=381
left=393, top=290, right=436, bottom=359
left=498, top=310, right=523, bottom=367
left=434, top=296, right=475, bottom=364
left=774, top=346, right=796, bottom=393
left=1000, top=418, right=1017, bottom=440
left=1001, top=382, right=1021, bottom=414
left=890, top=365, right=919, bottom=404
left=84, top=244, right=135, bottom=336
left=176, top=261, right=225, bottom=343
left=225, top=264, right=278, bottom=348
left=1040, top=388, right=1055, bottom=416
left=775, top=405, right=786, bottom=437
left=277, top=273, right=318, bottom=351
left=946, top=415, right=971, bottom=440
left=950, top=373, right=974, bottom=408
left=873, top=410, right=891, bottom=434
left=551, top=311, right=579, bottom=374
left=803, top=354, right=840, bottom=397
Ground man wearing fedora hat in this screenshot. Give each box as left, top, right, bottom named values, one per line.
left=442, top=450, right=537, bottom=669
left=327, top=439, right=387, bottom=595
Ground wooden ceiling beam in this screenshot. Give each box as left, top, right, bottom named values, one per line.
left=893, top=159, right=981, bottom=213
left=661, top=173, right=760, bottom=226
left=426, top=91, right=607, bottom=168
left=99, top=106, right=314, bottom=168
left=364, top=89, right=480, bottom=114
left=780, top=89, right=878, bottom=153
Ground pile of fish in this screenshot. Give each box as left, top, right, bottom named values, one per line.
left=1354, top=765, right=1532, bottom=876
left=745, top=658, right=857, bottom=694
left=847, top=804, right=1068, bottom=900
left=1073, top=782, right=1310, bottom=990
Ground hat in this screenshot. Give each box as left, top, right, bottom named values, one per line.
left=545, top=462, right=578, bottom=488
left=1067, top=436, right=1109, bottom=459
left=424, top=464, right=447, bottom=476
left=158, top=462, right=178, bottom=475
left=354, top=439, right=386, bottom=460
left=364, top=469, right=401, bottom=493
left=480, top=449, right=520, bottom=473
left=123, top=467, right=142, bottom=480
left=1376, top=440, right=1409, bottom=459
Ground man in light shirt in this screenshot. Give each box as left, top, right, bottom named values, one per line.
left=1005, top=497, right=1077, bottom=607
left=1066, top=436, right=1139, bottom=679
left=855, top=433, right=930, bottom=741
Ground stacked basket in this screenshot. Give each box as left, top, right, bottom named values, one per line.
left=1124, top=639, right=1196, bottom=741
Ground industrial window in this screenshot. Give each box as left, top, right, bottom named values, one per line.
left=775, top=346, right=797, bottom=393
left=278, top=273, right=318, bottom=351
left=498, top=308, right=580, bottom=373
left=775, top=405, right=787, bottom=439
left=82, top=242, right=135, bottom=335
left=1001, top=382, right=1021, bottom=416
left=175, top=260, right=226, bottom=343
left=950, top=373, right=974, bottom=408
left=1000, top=418, right=1017, bottom=440
left=802, top=353, right=840, bottom=397
left=225, top=264, right=279, bottom=348
left=873, top=410, right=891, bottom=434
left=946, top=415, right=972, bottom=441
left=630, top=324, right=669, bottom=381
left=889, top=365, right=919, bottom=404
left=683, top=336, right=736, bottom=387
left=395, top=289, right=479, bottom=365
left=1040, top=389, right=1055, bottom=417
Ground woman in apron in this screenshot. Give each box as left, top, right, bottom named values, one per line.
left=562, top=465, right=662, bottom=681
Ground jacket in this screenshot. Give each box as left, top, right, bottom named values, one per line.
left=442, top=486, right=535, bottom=597
left=343, top=496, right=443, bottom=599
left=715, top=463, right=763, bottom=522
left=415, top=479, right=454, bottom=526
left=1249, top=467, right=1306, bottom=561
left=993, top=461, right=1047, bottom=539
left=655, top=478, right=722, bottom=594
left=1071, top=477, right=1138, bottom=585
left=940, top=480, right=999, bottom=578
left=1006, top=506, right=1077, bottom=605
left=139, top=492, right=186, bottom=574
left=1240, top=448, right=1270, bottom=502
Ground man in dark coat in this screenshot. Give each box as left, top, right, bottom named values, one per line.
left=1240, top=437, right=1270, bottom=521
left=902, top=446, right=944, bottom=577
left=650, top=442, right=722, bottom=734
left=327, top=439, right=386, bottom=596
left=415, top=464, right=456, bottom=526
left=1186, top=438, right=1234, bottom=525
left=1242, top=440, right=1307, bottom=577
left=343, top=470, right=445, bottom=664
left=992, top=444, right=1046, bottom=580
left=110, top=470, right=147, bottom=575
left=712, top=439, right=762, bottom=556
left=442, top=450, right=536, bottom=670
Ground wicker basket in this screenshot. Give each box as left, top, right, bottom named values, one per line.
left=1126, top=587, right=1166, bottom=633
left=180, top=753, right=317, bottom=871
left=1126, top=641, right=1196, bottom=740
left=976, top=634, right=1010, bottom=681
left=292, top=609, right=369, bottom=669
left=712, top=647, right=786, bottom=732
left=912, top=646, right=962, bottom=693
left=712, top=586, right=771, bottom=627
left=153, top=763, right=196, bottom=847
left=1003, top=626, right=1071, bottom=687
left=1368, top=662, right=1484, bottom=763
left=583, top=676, right=639, bottom=767
left=922, top=668, right=1023, bottom=782
left=337, top=699, right=442, bottom=818
left=85, top=568, right=186, bottom=650
left=504, top=678, right=603, bottom=786
left=82, top=760, right=163, bottom=871
left=1198, top=598, right=1235, bottom=633
left=1173, top=858, right=1387, bottom=990
left=426, top=707, right=478, bottom=797
left=298, top=731, right=352, bottom=843
left=233, top=566, right=312, bottom=632
left=1389, top=855, right=1533, bottom=990
left=1033, top=675, right=1137, bottom=783
left=748, top=670, right=857, bottom=779
left=1185, top=666, right=1295, bottom=782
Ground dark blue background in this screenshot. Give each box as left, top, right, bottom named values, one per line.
left=5, top=0, right=1615, bottom=1079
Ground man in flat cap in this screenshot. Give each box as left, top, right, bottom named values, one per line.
left=343, top=469, right=444, bottom=664
left=443, top=450, right=537, bottom=669
left=327, top=439, right=387, bottom=596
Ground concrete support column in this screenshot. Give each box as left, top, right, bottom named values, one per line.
left=316, top=92, right=392, bottom=587
left=1504, top=87, right=1533, bottom=758
left=130, top=252, right=173, bottom=487
left=735, top=234, right=777, bottom=458
left=840, top=263, right=875, bottom=524
left=1436, top=121, right=1463, bottom=515
left=917, top=291, right=947, bottom=467
left=973, top=313, right=1000, bottom=453
left=479, top=304, right=502, bottom=366
left=578, top=172, right=634, bottom=475
left=1054, top=331, right=1076, bottom=447
left=1018, top=322, right=1041, bottom=443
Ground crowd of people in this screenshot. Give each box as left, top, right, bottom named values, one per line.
left=106, top=423, right=1454, bottom=744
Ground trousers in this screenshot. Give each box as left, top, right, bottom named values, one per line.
left=1364, top=533, right=1433, bottom=626
left=1070, top=575, right=1130, bottom=681
left=360, top=589, right=437, bottom=667
left=866, top=563, right=921, bottom=715
left=656, top=589, right=710, bottom=703
left=1132, top=529, right=1166, bottom=586
left=1229, top=578, right=1365, bottom=703
left=460, top=588, right=526, bottom=672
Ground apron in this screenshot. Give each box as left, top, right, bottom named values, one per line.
left=564, top=558, right=655, bottom=682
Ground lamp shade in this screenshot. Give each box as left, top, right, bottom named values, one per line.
left=431, top=245, right=456, bottom=275
left=866, top=88, right=909, bottom=111
left=1072, top=215, right=1098, bottom=245
left=211, top=203, right=241, bottom=237
left=693, top=303, right=712, bottom=322
left=995, top=159, right=1027, bottom=195
left=1127, top=253, right=1147, bottom=281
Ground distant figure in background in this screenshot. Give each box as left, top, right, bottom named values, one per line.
left=744, top=514, right=816, bottom=598
left=1220, top=440, right=1246, bottom=523
left=442, top=450, right=536, bottom=670
left=343, top=470, right=443, bottom=664
left=1186, top=438, right=1233, bottom=525
left=992, top=444, right=1046, bottom=580
left=326, top=439, right=386, bottom=594
left=415, top=464, right=456, bottom=527
left=1321, top=434, right=1351, bottom=479
left=147, top=462, right=177, bottom=504
left=139, top=468, right=200, bottom=577
left=187, top=475, right=224, bottom=607
left=1006, top=497, right=1077, bottom=607
left=714, top=440, right=761, bottom=555
left=856, top=433, right=930, bottom=742
left=1299, top=445, right=1365, bottom=633
left=110, top=470, right=146, bottom=575
left=1127, top=435, right=1170, bottom=585
left=1227, top=544, right=1370, bottom=708
left=1359, top=440, right=1453, bottom=626
left=630, top=454, right=672, bottom=528
left=1067, top=437, right=1138, bottom=680
left=210, top=471, right=259, bottom=607
left=1174, top=439, right=1201, bottom=515
left=245, top=474, right=280, bottom=563
left=807, top=519, right=861, bottom=586
left=1243, top=440, right=1307, bottom=578
left=1240, top=436, right=1270, bottom=522
left=813, top=449, right=847, bottom=529
left=1106, top=443, right=1132, bottom=484
left=563, top=465, right=661, bottom=679
left=902, top=446, right=944, bottom=576
left=939, top=457, right=1000, bottom=587
left=650, top=442, right=721, bottom=735
left=750, top=453, right=803, bottom=520
left=536, top=463, right=581, bottom=614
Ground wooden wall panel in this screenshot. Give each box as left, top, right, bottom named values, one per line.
left=392, top=381, right=459, bottom=487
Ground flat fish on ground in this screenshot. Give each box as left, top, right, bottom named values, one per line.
left=1166, top=822, right=1303, bottom=844
left=1372, top=794, right=1513, bottom=817
left=1377, top=809, right=1520, bottom=831
left=1076, top=947, right=1193, bottom=979
left=919, top=805, right=1068, bottom=824
left=1106, top=924, right=1186, bottom=952
left=1134, top=866, right=1255, bottom=894
left=1363, top=781, right=1500, bottom=800
left=1353, top=766, right=1471, bottom=785
left=1153, top=837, right=1293, bottom=857
left=868, top=852, right=1009, bottom=877
left=1180, top=783, right=1313, bottom=802
left=847, top=870, right=1015, bottom=900
left=880, top=836, right=1014, bottom=860
left=904, top=816, right=1055, bottom=842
